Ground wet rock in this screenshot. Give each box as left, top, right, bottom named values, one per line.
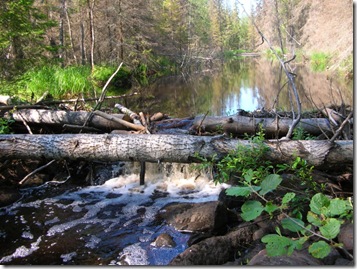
left=334, top=258, right=354, bottom=266
left=169, top=224, right=258, bottom=265
left=150, top=233, right=176, bottom=248
left=247, top=249, right=323, bottom=266
left=0, top=188, right=21, bottom=207
left=158, top=201, right=228, bottom=234
left=338, top=222, right=353, bottom=251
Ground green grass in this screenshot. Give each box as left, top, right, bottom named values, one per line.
left=310, top=52, right=331, bottom=72
left=1, top=64, right=132, bottom=102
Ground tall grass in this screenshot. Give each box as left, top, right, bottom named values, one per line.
left=14, top=65, right=92, bottom=100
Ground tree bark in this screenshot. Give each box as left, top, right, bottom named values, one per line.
left=0, top=134, right=352, bottom=169
left=192, top=115, right=335, bottom=137
left=8, top=109, right=132, bottom=131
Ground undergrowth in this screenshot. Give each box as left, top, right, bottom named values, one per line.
left=194, top=125, right=353, bottom=260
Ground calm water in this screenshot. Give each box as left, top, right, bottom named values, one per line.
left=128, top=58, right=353, bottom=118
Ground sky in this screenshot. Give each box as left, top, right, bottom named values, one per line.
left=225, top=0, right=256, bottom=16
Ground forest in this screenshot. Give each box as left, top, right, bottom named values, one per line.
left=0, top=0, right=354, bottom=266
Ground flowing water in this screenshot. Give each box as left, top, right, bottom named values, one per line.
left=0, top=163, right=229, bottom=265
left=1, top=57, right=352, bottom=265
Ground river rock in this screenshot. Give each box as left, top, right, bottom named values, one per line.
left=150, top=233, right=176, bottom=248
left=338, top=222, right=353, bottom=251
left=0, top=188, right=21, bottom=207
left=169, top=224, right=258, bottom=265
left=157, top=201, right=228, bottom=234
left=247, top=248, right=323, bottom=266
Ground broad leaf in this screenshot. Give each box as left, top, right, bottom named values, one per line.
left=225, top=186, right=251, bottom=197
left=307, top=211, right=323, bottom=227
left=282, top=192, right=295, bottom=205
left=310, top=193, right=330, bottom=215
left=328, top=199, right=347, bottom=217
left=240, top=200, right=264, bottom=221
left=261, top=234, right=295, bottom=256
left=264, top=201, right=279, bottom=215
left=319, top=218, right=341, bottom=239
left=259, top=174, right=282, bottom=196
left=281, top=217, right=305, bottom=232
left=309, top=241, right=331, bottom=259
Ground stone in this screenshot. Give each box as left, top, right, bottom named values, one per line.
left=169, top=224, right=258, bottom=265
left=248, top=249, right=323, bottom=266
left=158, top=201, right=228, bottom=234
left=338, top=222, right=353, bottom=251
left=150, top=233, right=176, bottom=248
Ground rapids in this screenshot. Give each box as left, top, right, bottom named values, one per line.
left=0, top=162, right=230, bottom=265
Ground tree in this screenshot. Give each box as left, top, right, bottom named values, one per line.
left=0, top=0, right=56, bottom=78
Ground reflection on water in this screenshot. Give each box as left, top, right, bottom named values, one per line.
left=131, top=58, right=352, bottom=118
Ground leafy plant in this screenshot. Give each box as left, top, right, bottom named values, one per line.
left=194, top=127, right=352, bottom=260
left=0, top=118, right=14, bottom=134
left=292, top=126, right=316, bottom=140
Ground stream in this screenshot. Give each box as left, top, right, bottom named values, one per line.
left=0, top=163, right=229, bottom=265
left=0, top=57, right=353, bottom=265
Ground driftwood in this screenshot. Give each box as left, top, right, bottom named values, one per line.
left=7, top=109, right=132, bottom=132
left=0, top=134, right=352, bottom=168
left=192, top=115, right=337, bottom=137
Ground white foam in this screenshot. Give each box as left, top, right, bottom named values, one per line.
left=61, top=251, right=77, bottom=263
left=116, top=243, right=149, bottom=265
left=0, top=236, right=42, bottom=263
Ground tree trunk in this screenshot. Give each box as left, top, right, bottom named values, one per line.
left=8, top=109, right=131, bottom=131
left=0, top=134, right=352, bottom=169
left=192, top=115, right=335, bottom=138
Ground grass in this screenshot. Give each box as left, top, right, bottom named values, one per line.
left=309, top=52, right=331, bottom=72
left=2, top=64, right=132, bottom=102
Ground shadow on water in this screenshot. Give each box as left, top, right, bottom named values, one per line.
left=125, top=58, right=352, bottom=118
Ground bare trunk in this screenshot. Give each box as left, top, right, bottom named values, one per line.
left=0, top=134, right=352, bottom=168
left=192, top=115, right=335, bottom=138
left=9, top=109, right=131, bottom=131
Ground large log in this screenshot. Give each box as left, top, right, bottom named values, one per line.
left=192, top=115, right=337, bottom=137
left=7, top=109, right=132, bottom=131
left=0, top=134, right=352, bottom=168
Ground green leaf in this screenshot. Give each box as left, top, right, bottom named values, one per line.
left=282, top=192, right=295, bottom=205
left=225, top=186, right=251, bottom=197
left=261, top=234, right=295, bottom=256
left=281, top=217, right=305, bottom=232
left=307, top=211, right=323, bottom=227
left=328, top=199, right=347, bottom=217
left=319, top=218, right=341, bottom=239
left=225, top=185, right=260, bottom=197
left=243, top=169, right=254, bottom=183
left=259, top=174, right=282, bottom=196
left=310, top=193, right=330, bottom=215
left=264, top=201, right=279, bottom=215
left=241, top=200, right=264, bottom=221
left=308, top=241, right=331, bottom=259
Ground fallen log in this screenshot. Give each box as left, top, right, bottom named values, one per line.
left=192, top=115, right=338, bottom=137
left=0, top=134, right=352, bottom=169
left=7, top=109, right=132, bottom=132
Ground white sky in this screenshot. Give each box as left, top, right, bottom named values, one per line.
left=225, top=0, right=256, bottom=16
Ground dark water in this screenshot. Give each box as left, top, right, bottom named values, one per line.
left=126, top=58, right=353, bottom=118
left=0, top=163, right=229, bottom=265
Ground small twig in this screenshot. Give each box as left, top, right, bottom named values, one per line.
left=19, top=160, right=56, bottom=185
left=197, top=111, right=209, bottom=135
left=17, top=111, right=33, bottom=134
left=329, top=111, right=353, bottom=143
left=81, top=62, right=123, bottom=130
